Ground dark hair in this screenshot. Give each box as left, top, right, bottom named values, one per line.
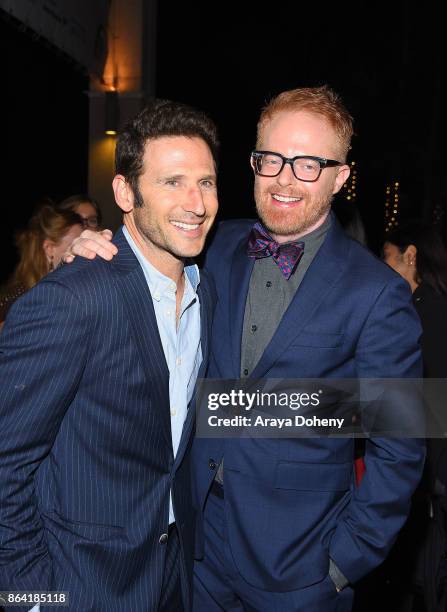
left=386, top=221, right=447, bottom=295
left=57, top=194, right=102, bottom=226
left=115, top=99, right=220, bottom=207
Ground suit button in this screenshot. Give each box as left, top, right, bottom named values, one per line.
left=209, top=459, right=216, bottom=470
left=159, top=533, right=168, bottom=544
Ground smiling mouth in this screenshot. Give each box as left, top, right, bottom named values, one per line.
left=271, top=194, right=303, bottom=204
left=170, top=221, right=202, bottom=230
left=272, top=194, right=302, bottom=203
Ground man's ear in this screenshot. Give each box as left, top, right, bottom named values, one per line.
left=113, top=175, right=134, bottom=213
left=333, top=164, right=351, bottom=195
left=250, top=155, right=257, bottom=175
left=403, top=244, right=417, bottom=267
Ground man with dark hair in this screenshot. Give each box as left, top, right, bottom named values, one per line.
left=66, top=86, right=425, bottom=611
left=0, top=99, right=218, bottom=611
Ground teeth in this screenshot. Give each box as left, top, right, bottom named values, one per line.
left=171, top=221, right=200, bottom=230
left=272, top=194, right=301, bottom=203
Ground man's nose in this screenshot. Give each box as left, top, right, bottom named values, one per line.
left=184, top=187, right=206, bottom=216
left=276, top=162, right=295, bottom=186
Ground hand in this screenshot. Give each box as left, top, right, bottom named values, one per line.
left=63, top=229, right=118, bottom=263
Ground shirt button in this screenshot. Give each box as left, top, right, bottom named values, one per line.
left=209, top=459, right=216, bottom=470
left=176, top=357, right=182, bottom=366
left=166, top=310, right=172, bottom=317
left=251, top=325, right=257, bottom=332
left=159, top=533, right=168, bottom=544
left=243, top=368, right=249, bottom=376
left=171, top=408, right=176, bottom=416
left=266, top=281, right=272, bottom=288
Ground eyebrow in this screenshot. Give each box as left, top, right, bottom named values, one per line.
left=157, top=174, right=185, bottom=182
left=156, top=173, right=217, bottom=182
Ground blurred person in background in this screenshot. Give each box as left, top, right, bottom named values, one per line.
left=0, top=205, right=83, bottom=324
left=56, top=193, right=102, bottom=230
left=379, top=221, right=447, bottom=612
left=383, top=221, right=447, bottom=378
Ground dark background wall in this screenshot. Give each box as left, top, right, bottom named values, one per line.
left=2, top=1, right=445, bottom=282
left=156, top=1, right=446, bottom=253
left=1, top=14, right=88, bottom=283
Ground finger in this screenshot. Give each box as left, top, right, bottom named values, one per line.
left=62, top=253, right=75, bottom=263
left=100, top=229, right=113, bottom=240
left=72, top=238, right=116, bottom=260
left=80, top=229, right=100, bottom=240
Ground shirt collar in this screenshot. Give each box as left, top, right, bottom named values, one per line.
left=122, top=225, right=200, bottom=301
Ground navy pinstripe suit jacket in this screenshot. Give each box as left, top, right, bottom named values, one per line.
left=0, top=228, right=215, bottom=611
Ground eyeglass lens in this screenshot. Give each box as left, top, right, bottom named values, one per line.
left=256, top=153, right=321, bottom=181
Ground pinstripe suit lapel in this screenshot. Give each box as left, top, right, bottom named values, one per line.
left=111, top=229, right=173, bottom=452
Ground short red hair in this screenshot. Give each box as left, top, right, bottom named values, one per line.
left=256, top=85, right=354, bottom=161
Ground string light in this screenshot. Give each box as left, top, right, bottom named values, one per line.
left=384, top=181, right=400, bottom=233
left=343, top=160, right=357, bottom=202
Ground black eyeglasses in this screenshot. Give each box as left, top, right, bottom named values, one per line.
left=251, top=150, right=343, bottom=182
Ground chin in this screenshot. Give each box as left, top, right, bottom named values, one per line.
left=172, top=242, right=205, bottom=259
left=259, top=210, right=308, bottom=236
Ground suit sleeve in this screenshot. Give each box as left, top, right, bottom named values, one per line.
left=329, top=276, right=426, bottom=584
left=0, top=279, right=91, bottom=593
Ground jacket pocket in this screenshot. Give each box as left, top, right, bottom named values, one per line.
left=41, top=510, right=124, bottom=541
left=275, top=461, right=352, bottom=491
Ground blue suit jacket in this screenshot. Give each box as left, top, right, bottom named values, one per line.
left=193, top=216, right=425, bottom=591
left=0, top=228, right=214, bottom=611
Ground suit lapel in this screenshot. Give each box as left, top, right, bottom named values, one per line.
left=250, top=218, right=350, bottom=379
left=229, top=236, right=256, bottom=378
left=110, top=229, right=172, bottom=452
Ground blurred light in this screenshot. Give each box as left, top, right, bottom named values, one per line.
left=105, top=91, right=120, bottom=135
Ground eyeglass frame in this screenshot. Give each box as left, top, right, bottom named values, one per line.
left=81, top=216, right=99, bottom=229
left=251, top=150, right=343, bottom=182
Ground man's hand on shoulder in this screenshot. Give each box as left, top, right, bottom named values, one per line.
left=63, top=229, right=118, bottom=263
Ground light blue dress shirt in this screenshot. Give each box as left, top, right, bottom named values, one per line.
left=123, top=226, right=202, bottom=524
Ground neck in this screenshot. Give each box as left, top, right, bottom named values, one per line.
left=270, top=211, right=329, bottom=244
left=408, top=278, right=420, bottom=294
left=124, top=216, right=184, bottom=285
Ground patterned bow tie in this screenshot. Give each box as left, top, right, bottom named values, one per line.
left=247, top=222, right=305, bottom=280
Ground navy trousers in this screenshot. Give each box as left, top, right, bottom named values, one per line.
left=193, top=486, right=354, bottom=612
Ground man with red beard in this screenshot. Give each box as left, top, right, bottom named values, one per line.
left=188, top=86, right=423, bottom=611
left=66, top=86, right=424, bottom=611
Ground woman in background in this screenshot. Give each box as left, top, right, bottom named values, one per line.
left=383, top=221, right=447, bottom=377
left=0, top=205, right=83, bottom=324
left=381, top=221, right=447, bottom=612
left=56, top=194, right=102, bottom=230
